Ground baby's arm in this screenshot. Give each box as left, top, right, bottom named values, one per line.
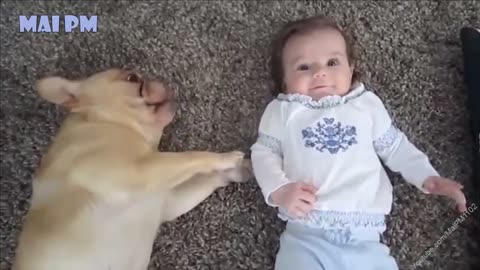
left=366, top=91, right=466, bottom=211
left=367, top=92, right=439, bottom=193
left=250, top=100, right=291, bottom=206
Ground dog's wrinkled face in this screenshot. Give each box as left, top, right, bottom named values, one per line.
left=36, top=68, right=176, bottom=144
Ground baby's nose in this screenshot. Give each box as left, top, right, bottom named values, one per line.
left=313, top=67, right=327, bottom=78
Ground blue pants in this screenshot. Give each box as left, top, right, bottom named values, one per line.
left=274, top=222, right=399, bottom=270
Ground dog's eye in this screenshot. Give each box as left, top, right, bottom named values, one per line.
left=126, top=73, right=141, bottom=83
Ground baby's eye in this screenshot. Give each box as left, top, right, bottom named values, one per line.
left=297, top=64, right=310, bottom=71
left=327, top=59, right=340, bottom=66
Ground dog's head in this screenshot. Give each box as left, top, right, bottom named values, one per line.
left=36, top=68, right=176, bottom=145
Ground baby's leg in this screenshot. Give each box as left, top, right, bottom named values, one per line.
left=274, top=222, right=398, bottom=270
left=274, top=223, right=343, bottom=270
left=343, top=228, right=399, bottom=270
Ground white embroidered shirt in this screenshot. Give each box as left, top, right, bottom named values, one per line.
left=250, top=83, right=439, bottom=229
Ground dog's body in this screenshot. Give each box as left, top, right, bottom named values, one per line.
left=13, top=69, right=252, bottom=270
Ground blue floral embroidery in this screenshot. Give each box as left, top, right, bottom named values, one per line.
left=301, top=118, right=358, bottom=154
left=257, top=133, right=282, bottom=156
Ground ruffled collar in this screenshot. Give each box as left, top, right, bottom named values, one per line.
left=276, top=83, right=366, bottom=109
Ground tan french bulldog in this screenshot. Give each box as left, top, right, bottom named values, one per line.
left=12, top=68, right=252, bottom=270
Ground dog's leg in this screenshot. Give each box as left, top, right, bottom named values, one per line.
left=162, top=159, right=253, bottom=221
left=135, top=150, right=245, bottom=191
left=72, top=151, right=245, bottom=197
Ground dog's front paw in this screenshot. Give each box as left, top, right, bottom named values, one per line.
left=223, top=159, right=253, bottom=183
left=216, top=151, right=244, bottom=171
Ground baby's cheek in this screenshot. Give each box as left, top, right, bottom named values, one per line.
left=286, top=75, right=309, bottom=94
left=338, top=73, right=354, bottom=94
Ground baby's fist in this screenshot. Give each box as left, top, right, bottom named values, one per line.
left=270, top=182, right=318, bottom=218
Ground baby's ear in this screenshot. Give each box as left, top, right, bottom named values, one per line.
left=35, top=76, right=82, bottom=108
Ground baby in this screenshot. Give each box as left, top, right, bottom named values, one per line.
left=250, top=15, right=467, bottom=270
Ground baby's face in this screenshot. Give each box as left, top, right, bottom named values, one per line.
left=282, top=28, right=354, bottom=100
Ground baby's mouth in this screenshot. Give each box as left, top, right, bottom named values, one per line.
left=310, top=85, right=331, bottom=92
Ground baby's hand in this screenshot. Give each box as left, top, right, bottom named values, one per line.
left=270, top=182, right=318, bottom=218
left=423, top=176, right=467, bottom=212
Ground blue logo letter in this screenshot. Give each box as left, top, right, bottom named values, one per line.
left=37, top=16, right=51, bottom=32
left=65, top=15, right=79, bottom=32
left=19, top=15, right=37, bottom=32
left=80, top=15, right=97, bottom=32
left=51, top=15, right=60, bottom=32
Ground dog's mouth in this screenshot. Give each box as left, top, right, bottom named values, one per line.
left=124, top=71, right=176, bottom=127
left=125, top=72, right=172, bottom=114
left=137, top=80, right=167, bottom=113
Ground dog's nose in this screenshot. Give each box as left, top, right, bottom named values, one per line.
left=164, top=84, right=175, bottom=101
left=144, top=80, right=175, bottom=104
left=168, top=98, right=177, bottom=114
left=160, top=84, right=176, bottom=114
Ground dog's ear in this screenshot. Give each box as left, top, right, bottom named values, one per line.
left=35, top=77, right=82, bottom=108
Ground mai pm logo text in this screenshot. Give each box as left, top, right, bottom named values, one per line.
left=19, top=15, right=97, bottom=33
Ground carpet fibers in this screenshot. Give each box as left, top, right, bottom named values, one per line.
left=1, top=1, right=480, bottom=270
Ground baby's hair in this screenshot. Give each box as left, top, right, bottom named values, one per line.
left=269, top=14, right=361, bottom=96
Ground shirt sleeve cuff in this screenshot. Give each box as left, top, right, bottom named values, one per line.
left=264, top=181, right=291, bottom=207
left=405, top=163, right=440, bottom=194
